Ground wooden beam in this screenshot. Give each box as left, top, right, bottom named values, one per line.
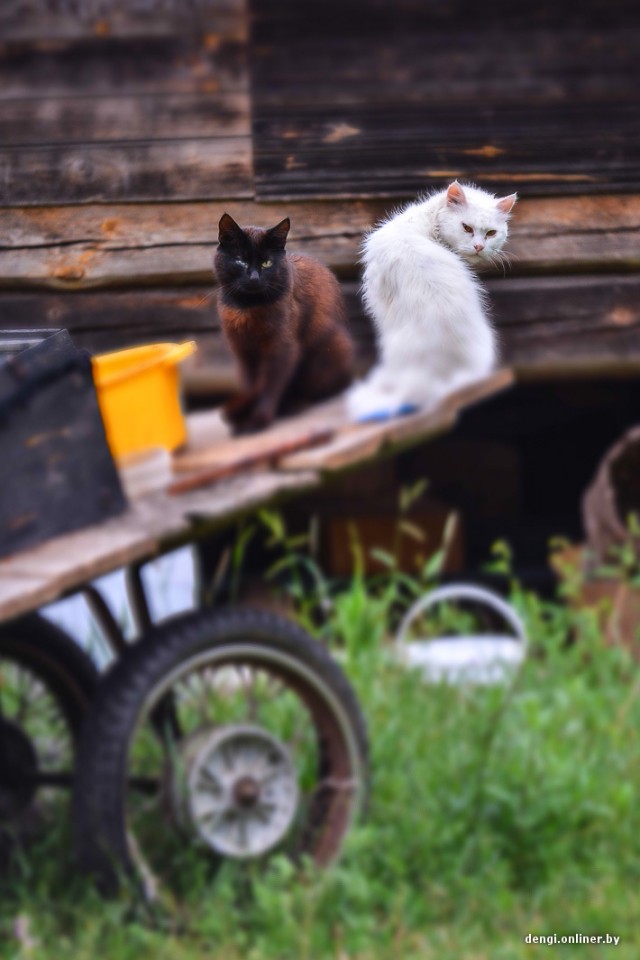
left=0, top=468, right=318, bottom=624
left=0, top=138, right=253, bottom=206
left=279, top=370, right=514, bottom=474
left=2, top=274, right=640, bottom=383
left=0, top=195, right=638, bottom=289
left=251, top=4, right=640, bottom=199
left=0, top=573, right=55, bottom=624
left=0, top=92, right=250, bottom=145
left=0, top=0, right=246, bottom=43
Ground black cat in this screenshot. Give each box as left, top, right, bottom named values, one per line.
left=214, top=213, right=355, bottom=434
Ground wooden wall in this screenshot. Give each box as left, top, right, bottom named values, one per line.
left=1, top=0, right=640, bottom=389
left=251, top=0, right=640, bottom=199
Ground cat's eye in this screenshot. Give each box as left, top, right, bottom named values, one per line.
left=486, top=229, right=497, bottom=238
left=262, top=259, right=273, bottom=268
left=462, top=223, right=474, bottom=234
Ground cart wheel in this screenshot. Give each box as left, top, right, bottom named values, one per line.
left=73, top=608, right=369, bottom=899
left=0, top=613, right=98, bottom=862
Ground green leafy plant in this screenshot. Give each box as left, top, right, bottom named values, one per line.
left=3, top=532, right=640, bottom=960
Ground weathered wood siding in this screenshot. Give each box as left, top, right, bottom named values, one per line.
left=252, top=0, right=640, bottom=199
left=0, top=7, right=250, bottom=205
left=0, top=0, right=640, bottom=382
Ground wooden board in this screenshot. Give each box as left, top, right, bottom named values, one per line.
left=0, top=139, right=253, bottom=206
left=279, top=370, right=514, bottom=473
left=0, top=468, right=317, bottom=623
left=1, top=195, right=639, bottom=290
left=0, top=2, right=251, bottom=206
left=0, top=573, right=55, bottom=624
left=0, top=513, right=160, bottom=599
left=0, top=199, right=384, bottom=289
left=251, top=0, right=640, bottom=199
left=0, top=92, right=250, bottom=144
left=254, top=101, right=640, bottom=200
left=174, top=398, right=345, bottom=473
left=0, top=0, right=245, bottom=42
left=180, top=469, right=319, bottom=521
left=0, top=368, right=511, bottom=623
left=4, top=273, right=640, bottom=383
left=0, top=34, right=247, bottom=99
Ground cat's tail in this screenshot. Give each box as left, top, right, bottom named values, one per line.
left=346, top=362, right=488, bottom=422
left=346, top=366, right=422, bottom=422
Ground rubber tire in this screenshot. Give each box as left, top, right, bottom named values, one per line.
left=0, top=612, right=98, bottom=744
left=0, top=612, right=98, bottom=862
left=73, top=607, right=369, bottom=894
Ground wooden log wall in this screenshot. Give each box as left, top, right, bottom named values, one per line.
left=251, top=0, right=640, bottom=200
left=1, top=0, right=640, bottom=387
left=2, top=196, right=640, bottom=385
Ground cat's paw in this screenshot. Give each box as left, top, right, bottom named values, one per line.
left=230, top=399, right=276, bottom=435
left=346, top=378, right=419, bottom=423
left=222, top=392, right=257, bottom=425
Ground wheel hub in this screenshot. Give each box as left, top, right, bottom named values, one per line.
left=173, top=724, right=299, bottom=859
left=233, top=775, right=260, bottom=808
left=0, top=717, right=38, bottom=820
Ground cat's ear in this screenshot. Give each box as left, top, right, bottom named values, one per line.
left=267, top=217, right=291, bottom=250
left=496, top=193, right=518, bottom=215
left=218, top=212, right=244, bottom=245
left=446, top=181, right=467, bottom=206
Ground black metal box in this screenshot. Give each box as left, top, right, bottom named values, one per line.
left=0, top=329, right=127, bottom=560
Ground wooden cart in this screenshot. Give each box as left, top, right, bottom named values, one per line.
left=0, top=371, right=511, bottom=899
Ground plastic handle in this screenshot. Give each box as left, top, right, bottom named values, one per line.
left=162, top=341, right=197, bottom=367
left=396, top=582, right=527, bottom=649
left=93, top=342, right=197, bottom=389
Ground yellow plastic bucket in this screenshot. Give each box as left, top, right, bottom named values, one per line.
left=92, top=342, right=196, bottom=459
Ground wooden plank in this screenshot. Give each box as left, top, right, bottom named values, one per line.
left=440, top=368, right=515, bottom=416
left=1, top=195, right=638, bottom=290
left=251, top=1, right=640, bottom=199
left=254, top=102, right=640, bottom=201
left=180, top=469, right=320, bottom=522
left=169, top=428, right=333, bottom=494
left=186, top=395, right=347, bottom=436
left=0, top=199, right=381, bottom=251
left=279, top=370, right=513, bottom=473
left=383, top=369, right=515, bottom=455
left=175, top=399, right=346, bottom=473
left=0, top=35, right=247, bottom=100
left=0, top=0, right=246, bottom=42
left=278, top=421, right=397, bottom=473
left=0, top=92, right=250, bottom=145
left=252, top=28, right=638, bottom=104
left=0, top=288, right=223, bottom=337
left=4, top=274, right=640, bottom=383
left=0, top=573, right=54, bottom=623
left=491, top=275, right=640, bottom=330
left=0, top=199, right=384, bottom=288
left=0, top=369, right=521, bottom=624
left=254, top=99, right=640, bottom=199
left=0, top=493, right=190, bottom=622
left=251, top=0, right=639, bottom=28
left=0, top=138, right=253, bottom=206
left=0, top=513, right=159, bottom=596
left=508, top=330, right=640, bottom=377
left=0, top=469, right=318, bottom=623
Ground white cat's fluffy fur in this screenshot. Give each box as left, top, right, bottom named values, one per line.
left=347, top=181, right=517, bottom=420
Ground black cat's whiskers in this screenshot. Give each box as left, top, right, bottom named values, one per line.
left=193, top=291, right=217, bottom=308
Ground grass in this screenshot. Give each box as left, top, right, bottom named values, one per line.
left=2, top=523, right=640, bottom=959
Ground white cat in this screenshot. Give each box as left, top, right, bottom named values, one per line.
left=346, top=181, right=517, bottom=421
